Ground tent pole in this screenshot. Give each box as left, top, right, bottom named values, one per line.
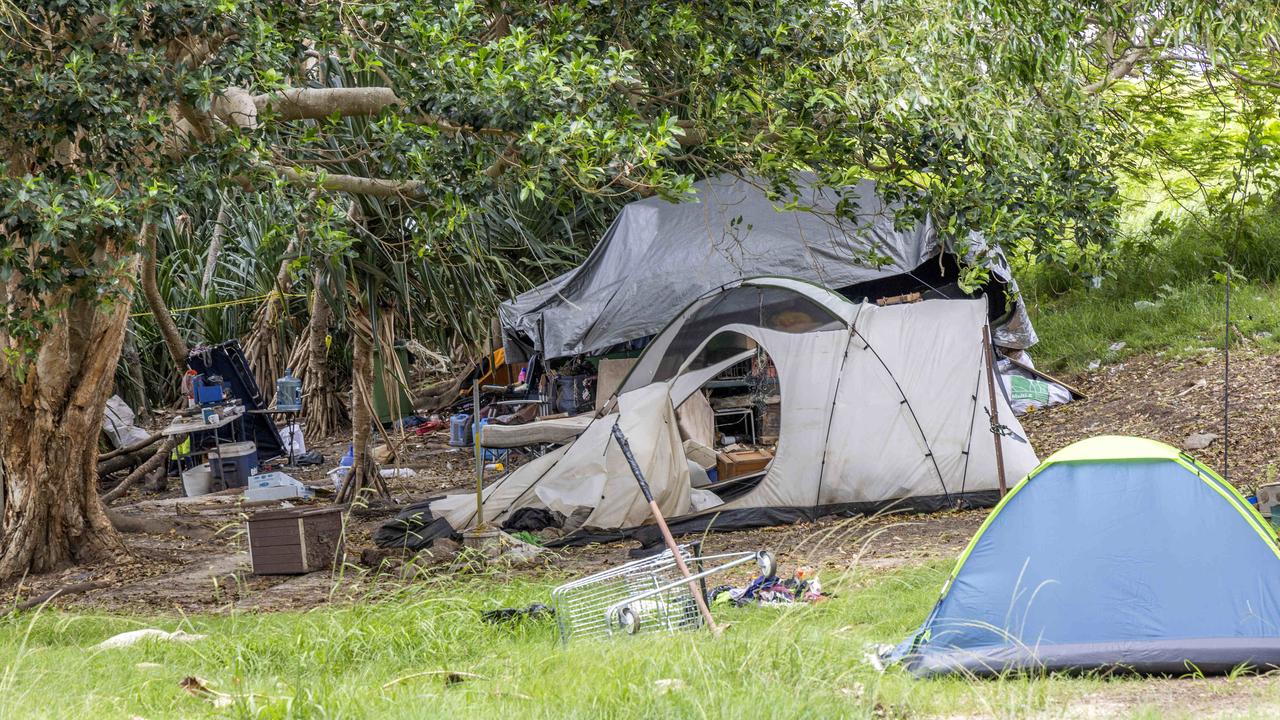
left=982, top=325, right=1008, bottom=496
left=473, top=371, right=485, bottom=531
left=1223, top=266, right=1230, bottom=482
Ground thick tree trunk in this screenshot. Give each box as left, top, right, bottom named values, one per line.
left=0, top=296, right=132, bottom=580
left=141, top=225, right=188, bottom=374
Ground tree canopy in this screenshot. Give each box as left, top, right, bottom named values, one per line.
left=0, top=0, right=1277, bottom=578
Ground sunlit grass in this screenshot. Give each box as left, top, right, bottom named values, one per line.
left=7, top=559, right=1273, bottom=719
left=1024, top=281, right=1280, bottom=373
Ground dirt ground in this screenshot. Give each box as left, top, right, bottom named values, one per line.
left=6, top=346, right=1279, bottom=615
left=4, top=348, right=1280, bottom=715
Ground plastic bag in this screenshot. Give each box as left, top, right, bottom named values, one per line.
left=279, top=422, right=306, bottom=456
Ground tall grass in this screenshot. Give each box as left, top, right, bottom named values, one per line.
left=1016, top=193, right=1280, bottom=372
left=0, top=561, right=1218, bottom=720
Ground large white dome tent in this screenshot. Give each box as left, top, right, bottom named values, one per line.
left=419, top=277, right=1040, bottom=545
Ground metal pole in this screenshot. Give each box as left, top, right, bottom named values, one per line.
left=1224, top=266, right=1231, bottom=482
left=982, top=325, right=1008, bottom=496
left=473, top=355, right=486, bottom=531
left=611, top=423, right=721, bottom=634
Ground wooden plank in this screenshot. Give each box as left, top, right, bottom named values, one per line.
left=249, top=545, right=304, bottom=561
left=876, top=291, right=922, bottom=307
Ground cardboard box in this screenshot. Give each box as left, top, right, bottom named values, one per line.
left=716, top=448, right=774, bottom=481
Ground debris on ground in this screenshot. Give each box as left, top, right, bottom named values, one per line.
left=481, top=603, right=555, bottom=624
left=708, top=564, right=829, bottom=607
left=1182, top=432, right=1219, bottom=451
left=96, top=629, right=207, bottom=650
left=179, top=676, right=233, bottom=708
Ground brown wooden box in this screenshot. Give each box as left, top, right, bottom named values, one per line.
left=716, top=448, right=774, bottom=481
left=247, top=506, right=345, bottom=575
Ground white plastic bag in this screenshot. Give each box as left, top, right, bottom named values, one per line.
left=279, top=422, right=306, bottom=455
left=102, top=395, right=152, bottom=448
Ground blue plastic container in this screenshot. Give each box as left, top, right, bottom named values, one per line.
left=192, top=374, right=225, bottom=405
left=449, top=413, right=472, bottom=447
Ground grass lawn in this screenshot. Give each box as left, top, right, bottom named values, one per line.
left=1023, top=280, right=1280, bottom=372
left=6, top=561, right=1278, bottom=719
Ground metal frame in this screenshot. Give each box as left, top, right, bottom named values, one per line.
left=551, top=544, right=770, bottom=643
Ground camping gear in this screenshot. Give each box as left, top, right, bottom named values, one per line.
left=891, top=436, right=1280, bottom=677
left=247, top=506, right=344, bottom=575
left=374, top=500, right=453, bottom=552
left=611, top=422, right=719, bottom=633
left=500, top=174, right=1037, bottom=364
left=187, top=340, right=285, bottom=462
left=191, top=374, right=225, bottom=405
left=102, top=395, right=152, bottom=448
left=425, top=280, right=1038, bottom=544
left=478, top=413, right=595, bottom=448
left=1256, top=482, right=1280, bottom=518
left=209, top=441, right=257, bottom=489
left=477, top=419, right=509, bottom=462
left=274, top=369, right=302, bottom=411
left=280, top=422, right=306, bottom=457
left=551, top=542, right=774, bottom=642
left=244, top=471, right=313, bottom=502
left=181, top=464, right=213, bottom=497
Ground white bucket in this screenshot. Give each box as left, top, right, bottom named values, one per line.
left=182, top=463, right=213, bottom=497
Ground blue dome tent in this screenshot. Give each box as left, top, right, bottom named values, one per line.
left=894, top=436, right=1280, bottom=677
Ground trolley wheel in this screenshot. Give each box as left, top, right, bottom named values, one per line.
left=617, top=606, right=640, bottom=635
left=756, top=551, right=777, bottom=578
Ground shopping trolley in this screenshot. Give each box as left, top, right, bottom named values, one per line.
left=551, top=542, right=775, bottom=642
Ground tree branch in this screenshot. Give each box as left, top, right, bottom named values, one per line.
left=272, top=165, right=426, bottom=198
left=254, top=87, right=402, bottom=121
left=1083, top=45, right=1151, bottom=95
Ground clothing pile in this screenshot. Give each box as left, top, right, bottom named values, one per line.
left=709, top=566, right=828, bottom=607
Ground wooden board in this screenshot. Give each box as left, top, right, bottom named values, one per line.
left=716, top=448, right=774, bottom=481
left=247, top=506, right=344, bottom=575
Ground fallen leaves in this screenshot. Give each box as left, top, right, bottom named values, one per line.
left=179, top=676, right=233, bottom=708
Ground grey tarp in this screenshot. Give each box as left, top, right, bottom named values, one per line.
left=502, top=174, right=1036, bottom=361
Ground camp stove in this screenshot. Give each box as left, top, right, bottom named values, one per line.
left=551, top=542, right=774, bottom=643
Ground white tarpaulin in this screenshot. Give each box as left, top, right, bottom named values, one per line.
left=436, top=279, right=1038, bottom=540
left=431, top=382, right=693, bottom=532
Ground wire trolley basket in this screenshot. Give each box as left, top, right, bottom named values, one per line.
left=551, top=542, right=775, bottom=643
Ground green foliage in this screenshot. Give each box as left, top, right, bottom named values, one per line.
left=5, top=0, right=1279, bottom=382
left=1018, top=189, right=1280, bottom=371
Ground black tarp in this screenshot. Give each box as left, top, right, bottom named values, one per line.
left=186, top=340, right=285, bottom=462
